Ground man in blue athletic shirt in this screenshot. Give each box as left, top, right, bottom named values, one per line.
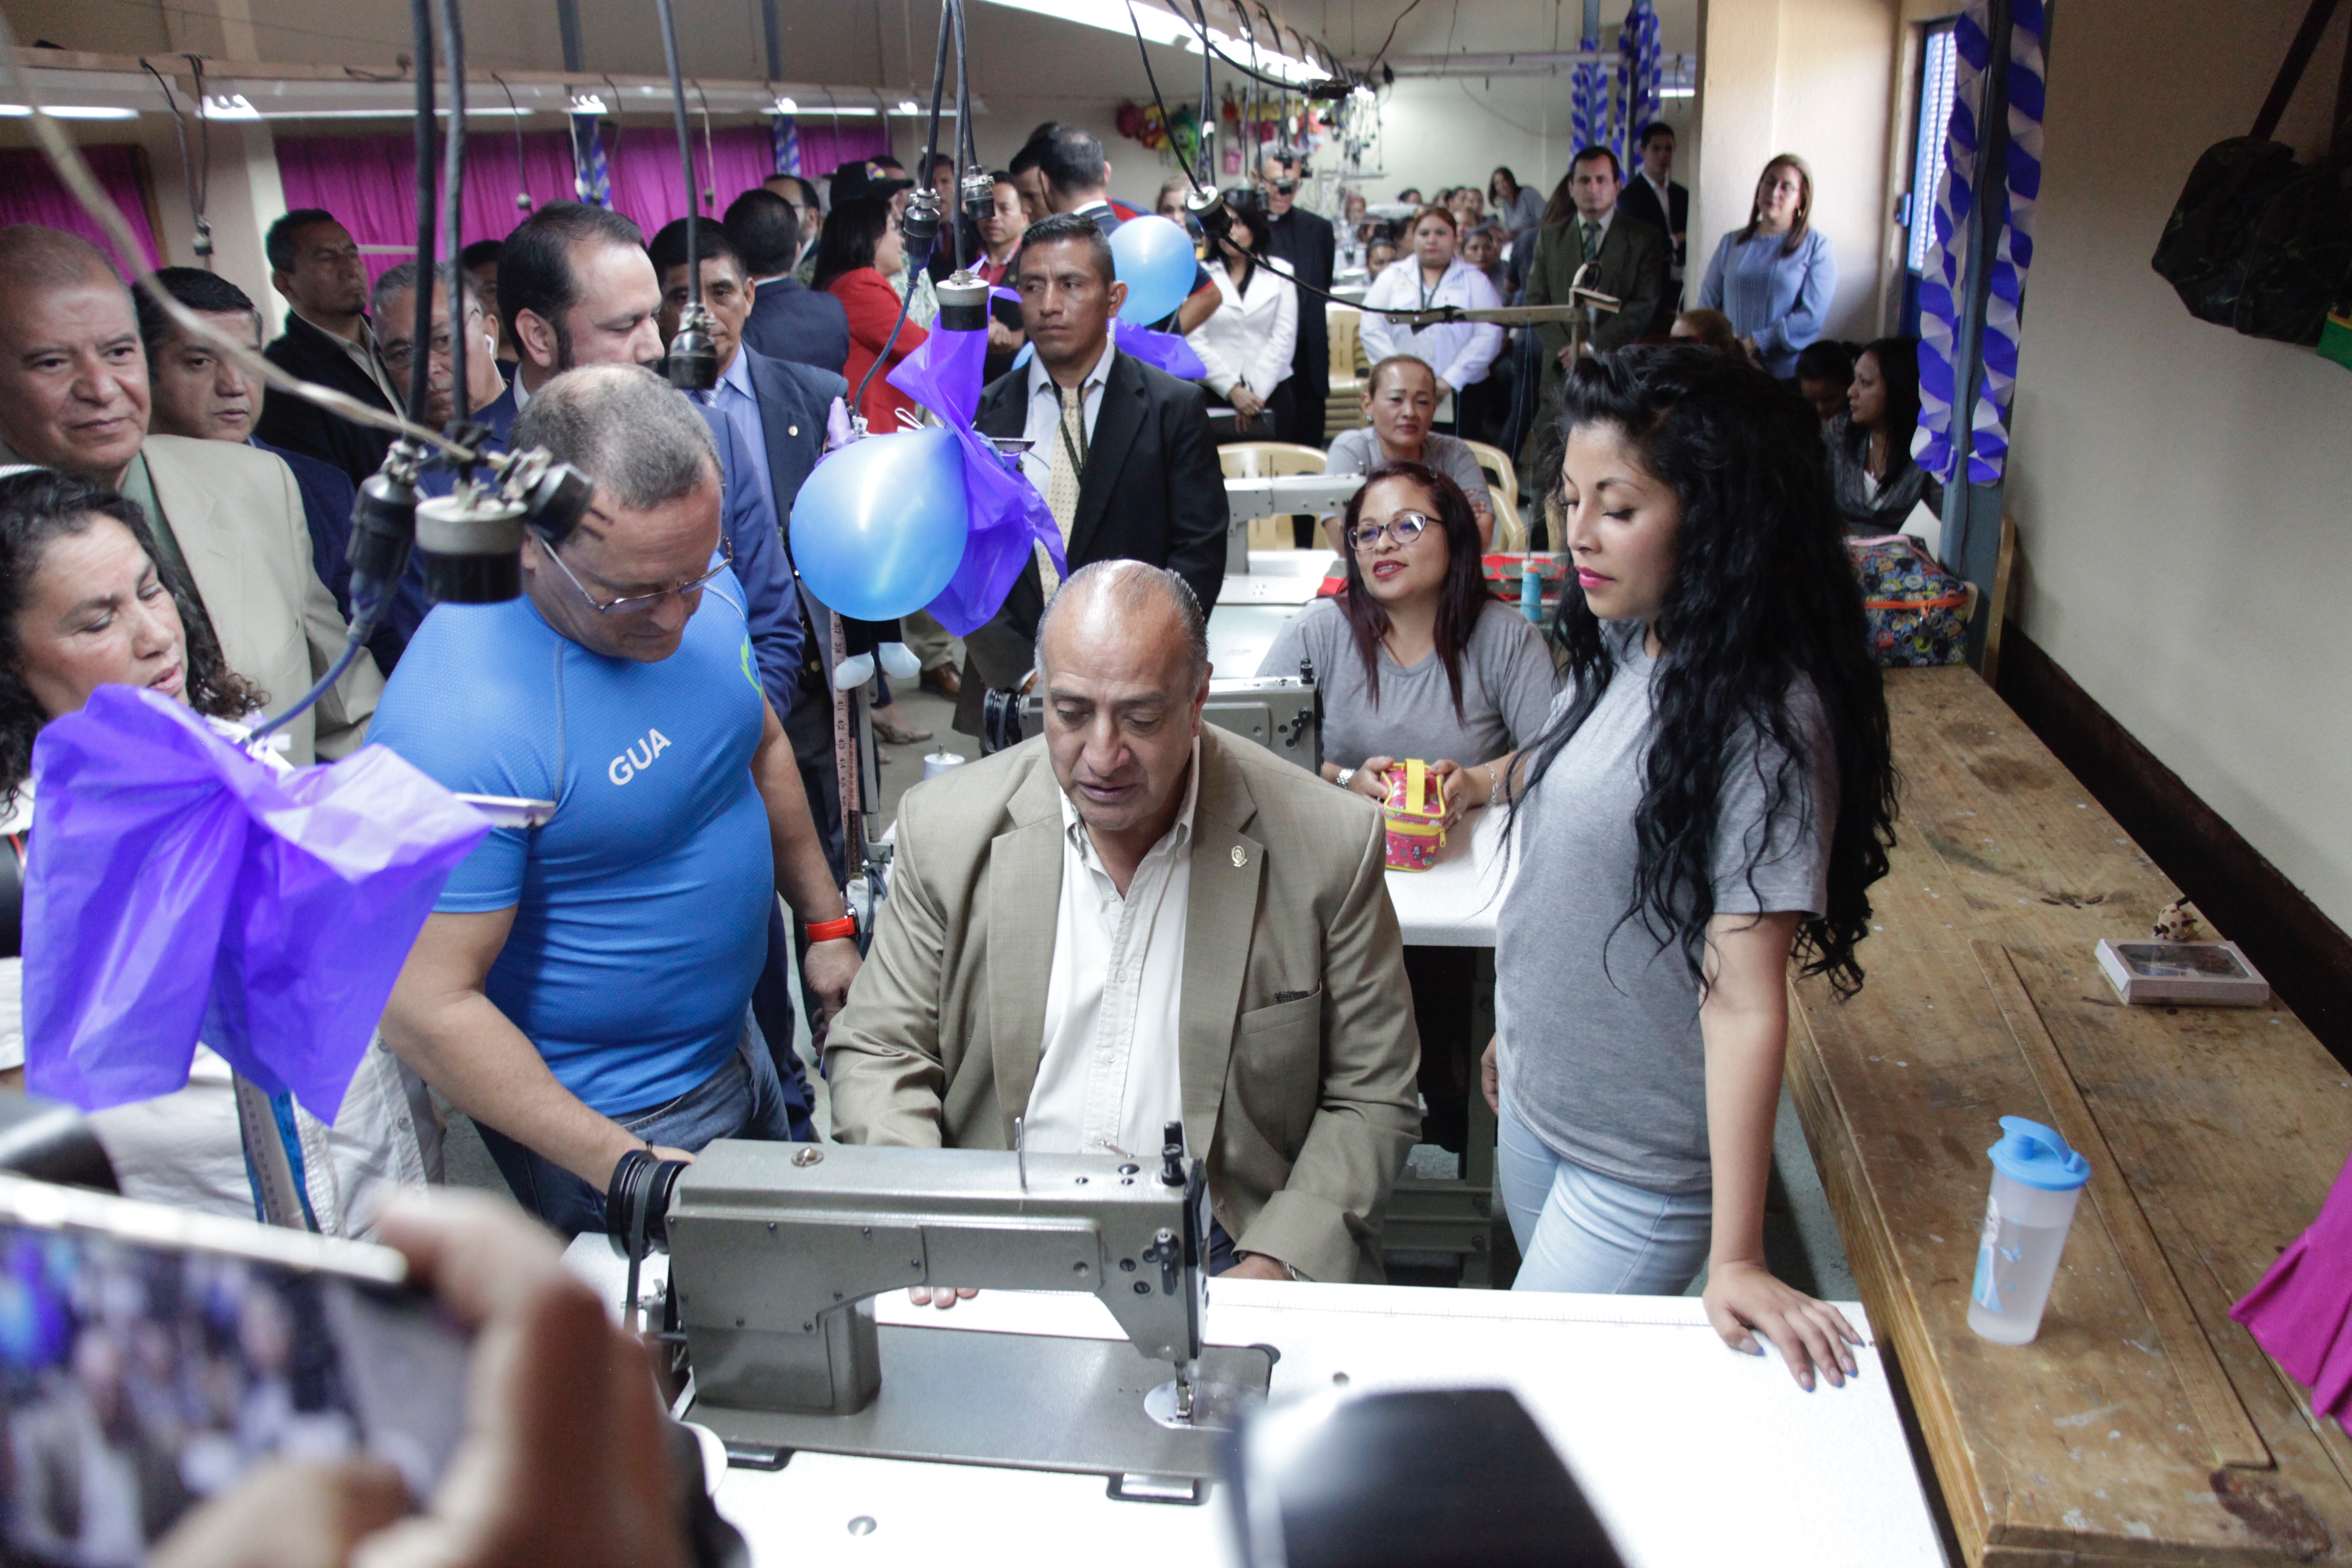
left=373, top=366, right=860, bottom=1235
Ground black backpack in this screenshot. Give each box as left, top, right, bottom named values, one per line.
left=2151, top=0, right=2352, bottom=344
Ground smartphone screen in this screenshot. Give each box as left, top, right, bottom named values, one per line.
left=0, top=1181, right=470, bottom=1567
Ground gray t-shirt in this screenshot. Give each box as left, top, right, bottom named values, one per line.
left=1494, top=623, right=1835, bottom=1195
left=1256, top=597, right=1560, bottom=770
left=1323, top=427, right=1493, bottom=515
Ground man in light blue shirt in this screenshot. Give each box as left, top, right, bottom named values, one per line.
left=374, top=366, right=860, bottom=1235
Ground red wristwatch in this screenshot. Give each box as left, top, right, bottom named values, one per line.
left=804, top=913, right=858, bottom=944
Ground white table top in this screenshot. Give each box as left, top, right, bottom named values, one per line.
left=1386, top=800, right=1515, bottom=947
left=564, top=1238, right=1942, bottom=1568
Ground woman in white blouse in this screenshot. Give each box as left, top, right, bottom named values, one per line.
left=1184, top=189, right=1298, bottom=442
left=1357, top=206, right=1504, bottom=430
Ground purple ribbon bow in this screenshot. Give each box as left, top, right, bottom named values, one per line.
left=23, top=688, right=490, bottom=1121
left=886, top=314, right=1064, bottom=637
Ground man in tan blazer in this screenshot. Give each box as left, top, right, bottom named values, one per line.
left=826, top=562, right=1420, bottom=1284
left=0, top=226, right=379, bottom=763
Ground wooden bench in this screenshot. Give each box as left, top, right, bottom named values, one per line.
left=1790, top=666, right=2352, bottom=1565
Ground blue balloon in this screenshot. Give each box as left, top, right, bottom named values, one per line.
left=789, top=427, right=969, bottom=622
left=1110, top=214, right=1197, bottom=327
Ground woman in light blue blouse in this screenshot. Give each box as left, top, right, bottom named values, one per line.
left=1697, top=154, right=1837, bottom=379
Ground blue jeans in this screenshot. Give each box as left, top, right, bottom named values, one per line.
left=1497, top=1099, right=1713, bottom=1295
left=477, top=1038, right=797, bottom=1238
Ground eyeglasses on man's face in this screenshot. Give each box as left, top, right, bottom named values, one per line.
left=380, top=308, right=485, bottom=375
left=1348, top=512, right=1434, bottom=552
left=538, top=528, right=733, bottom=615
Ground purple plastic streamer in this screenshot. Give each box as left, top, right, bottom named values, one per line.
left=886, top=322, right=1065, bottom=636
left=22, top=688, right=490, bottom=1121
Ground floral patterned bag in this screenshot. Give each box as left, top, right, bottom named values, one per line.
left=1849, top=534, right=1972, bottom=667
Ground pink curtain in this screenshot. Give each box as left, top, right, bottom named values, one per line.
left=276, top=121, right=891, bottom=285
left=0, top=146, right=164, bottom=275
left=787, top=122, right=898, bottom=181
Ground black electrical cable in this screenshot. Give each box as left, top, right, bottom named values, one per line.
left=1174, top=0, right=1331, bottom=93
left=140, top=61, right=211, bottom=265
left=1361, top=0, right=1427, bottom=82
left=253, top=0, right=438, bottom=746
left=652, top=0, right=717, bottom=390
left=437, top=0, right=467, bottom=428
left=694, top=80, right=718, bottom=213
left=951, top=0, right=972, bottom=271
left=1125, top=0, right=1202, bottom=194
left=1127, top=0, right=1392, bottom=319
left=406, top=0, right=437, bottom=428
left=491, top=72, right=531, bottom=212
left=186, top=55, right=213, bottom=237
left=846, top=0, right=954, bottom=426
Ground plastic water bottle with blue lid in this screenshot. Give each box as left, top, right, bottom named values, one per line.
left=1967, top=1116, right=2092, bottom=1345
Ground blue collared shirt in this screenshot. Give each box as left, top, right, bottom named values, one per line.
left=710, top=350, right=777, bottom=513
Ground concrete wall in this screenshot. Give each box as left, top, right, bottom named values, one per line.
left=2004, top=0, right=2352, bottom=929
left=1694, top=0, right=1898, bottom=342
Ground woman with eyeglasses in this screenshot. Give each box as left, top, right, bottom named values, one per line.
left=1257, top=461, right=1559, bottom=1156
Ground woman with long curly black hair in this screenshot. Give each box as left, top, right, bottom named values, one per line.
left=1482, top=346, right=1896, bottom=1390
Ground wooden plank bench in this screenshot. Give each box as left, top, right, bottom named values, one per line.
left=1789, top=665, right=2352, bottom=1566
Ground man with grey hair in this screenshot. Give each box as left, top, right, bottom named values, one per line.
left=371, top=364, right=860, bottom=1236
left=826, top=560, right=1421, bottom=1286
left=370, top=260, right=513, bottom=438
left=361, top=261, right=520, bottom=668
left=0, top=224, right=379, bottom=765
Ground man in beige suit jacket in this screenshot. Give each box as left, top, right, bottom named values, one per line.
left=826, top=562, right=1420, bottom=1284
left=0, top=226, right=379, bottom=764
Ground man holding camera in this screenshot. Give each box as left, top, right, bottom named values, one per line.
left=373, top=366, right=858, bottom=1236
left=1256, top=151, right=1336, bottom=449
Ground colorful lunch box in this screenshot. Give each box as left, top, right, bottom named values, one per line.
left=1382, top=759, right=1447, bottom=873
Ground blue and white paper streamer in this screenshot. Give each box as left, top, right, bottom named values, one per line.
left=1914, top=0, right=2044, bottom=486
left=571, top=111, right=611, bottom=206
left=1615, top=1, right=1662, bottom=175
left=1571, top=31, right=1608, bottom=155
left=771, top=113, right=800, bottom=177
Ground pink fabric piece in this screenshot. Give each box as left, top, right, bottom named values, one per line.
left=274, top=122, right=890, bottom=286
left=0, top=146, right=162, bottom=273
left=2231, top=1145, right=2352, bottom=1431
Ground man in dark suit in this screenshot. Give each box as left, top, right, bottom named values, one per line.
left=1617, top=121, right=1691, bottom=335
left=1010, top=124, right=1217, bottom=333
left=963, top=212, right=1225, bottom=739
left=254, top=209, right=402, bottom=485
left=1256, top=150, right=1335, bottom=449
left=1522, top=147, right=1669, bottom=410
left=725, top=188, right=851, bottom=377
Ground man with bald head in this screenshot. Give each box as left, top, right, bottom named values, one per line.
left=0, top=224, right=380, bottom=763
left=826, top=562, right=1421, bottom=1284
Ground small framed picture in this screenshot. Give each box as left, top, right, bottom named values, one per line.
left=2095, top=939, right=2271, bottom=1006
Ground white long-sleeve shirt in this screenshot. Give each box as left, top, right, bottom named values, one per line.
left=1185, top=257, right=1299, bottom=404
left=1358, top=255, right=1505, bottom=389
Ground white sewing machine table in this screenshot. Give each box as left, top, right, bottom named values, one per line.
left=567, top=1244, right=1944, bottom=1568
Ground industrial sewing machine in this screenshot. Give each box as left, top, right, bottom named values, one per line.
left=645, top=1124, right=1275, bottom=1500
